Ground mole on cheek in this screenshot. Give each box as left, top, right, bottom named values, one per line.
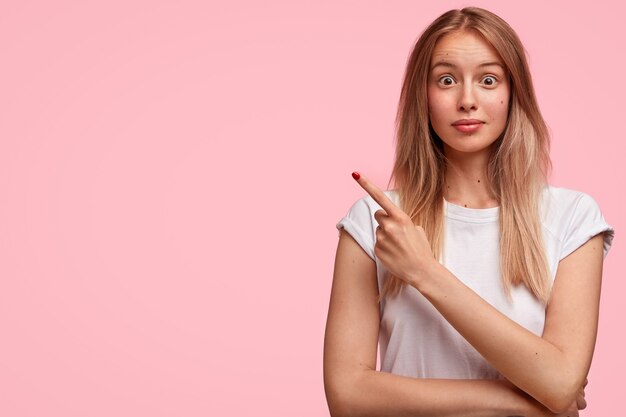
left=500, top=100, right=504, bottom=104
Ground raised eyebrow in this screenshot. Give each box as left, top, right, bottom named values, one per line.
left=478, top=61, right=505, bottom=70
left=430, top=61, right=456, bottom=71
left=430, top=61, right=505, bottom=71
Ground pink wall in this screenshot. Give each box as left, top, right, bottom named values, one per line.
left=0, top=0, right=622, bottom=415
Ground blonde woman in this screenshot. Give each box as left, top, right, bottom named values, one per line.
left=324, top=7, right=615, bottom=417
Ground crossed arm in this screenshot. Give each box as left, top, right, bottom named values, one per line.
left=324, top=177, right=604, bottom=417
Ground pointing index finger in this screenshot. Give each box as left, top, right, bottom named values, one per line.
left=352, top=172, right=402, bottom=217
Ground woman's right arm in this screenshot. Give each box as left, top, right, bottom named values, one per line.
left=323, top=230, right=578, bottom=417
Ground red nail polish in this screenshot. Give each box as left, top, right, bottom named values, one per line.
left=352, top=171, right=360, bottom=180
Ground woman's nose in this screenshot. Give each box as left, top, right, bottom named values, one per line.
left=458, top=84, right=478, bottom=112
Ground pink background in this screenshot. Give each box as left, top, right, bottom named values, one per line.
left=0, top=1, right=622, bottom=415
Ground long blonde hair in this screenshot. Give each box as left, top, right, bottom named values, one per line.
left=381, top=7, right=553, bottom=304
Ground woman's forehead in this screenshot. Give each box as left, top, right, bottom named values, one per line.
left=430, top=31, right=503, bottom=69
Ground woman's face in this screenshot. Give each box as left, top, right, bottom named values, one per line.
left=427, top=30, right=510, bottom=157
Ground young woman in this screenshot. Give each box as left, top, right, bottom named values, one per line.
left=324, top=7, right=615, bottom=417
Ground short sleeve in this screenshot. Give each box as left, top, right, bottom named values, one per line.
left=559, top=193, right=615, bottom=260
left=336, top=197, right=377, bottom=261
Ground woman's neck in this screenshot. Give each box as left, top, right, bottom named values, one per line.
left=443, top=153, right=498, bottom=209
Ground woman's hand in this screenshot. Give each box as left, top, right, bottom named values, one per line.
left=554, top=378, right=586, bottom=417
left=576, top=378, right=588, bottom=411
left=515, top=401, right=579, bottom=417
left=555, top=377, right=587, bottom=416
left=509, top=377, right=586, bottom=417
left=352, top=172, right=438, bottom=287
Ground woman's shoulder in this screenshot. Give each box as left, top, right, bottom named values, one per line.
left=541, top=184, right=614, bottom=258
left=348, top=189, right=401, bottom=214
left=336, top=189, right=401, bottom=261
left=543, top=184, right=589, bottom=201
left=541, top=184, right=602, bottom=217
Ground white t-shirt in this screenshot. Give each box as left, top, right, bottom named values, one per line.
left=336, top=185, right=615, bottom=379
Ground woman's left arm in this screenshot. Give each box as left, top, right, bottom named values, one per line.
left=353, top=173, right=604, bottom=414
left=416, top=233, right=603, bottom=414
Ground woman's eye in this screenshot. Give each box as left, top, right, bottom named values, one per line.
left=482, top=76, right=497, bottom=86
left=439, top=76, right=455, bottom=86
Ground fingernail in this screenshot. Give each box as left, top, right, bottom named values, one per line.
left=351, top=171, right=360, bottom=180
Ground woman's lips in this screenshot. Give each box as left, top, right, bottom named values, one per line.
left=452, top=119, right=484, bottom=133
